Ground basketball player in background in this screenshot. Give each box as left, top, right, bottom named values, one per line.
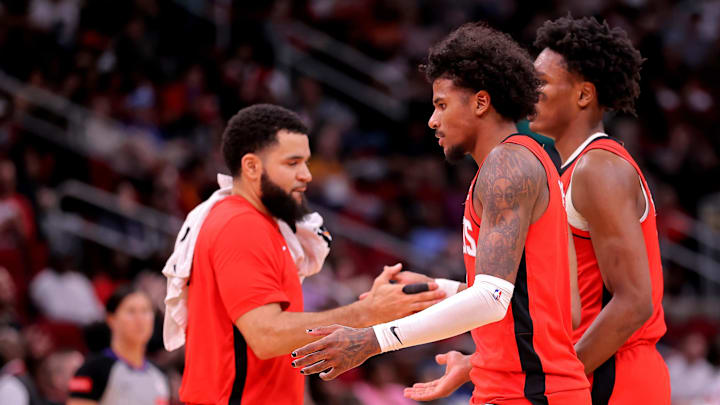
left=530, top=16, right=669, bottom=405
left=291, top=23, right=591, bottom=405
left=403, top=16, right=670, bottom=405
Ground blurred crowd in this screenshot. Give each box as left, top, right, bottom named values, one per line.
left=0, top=0, right=719, bottom=404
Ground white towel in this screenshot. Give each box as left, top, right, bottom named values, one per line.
left=162, top=174, right=331, bottom=351
left=277, top=212, right=331, bottom=282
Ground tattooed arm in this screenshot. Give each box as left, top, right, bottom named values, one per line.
left=472, top=143, right=546, bottom=282
left=290, top=144, right=546, bottom=380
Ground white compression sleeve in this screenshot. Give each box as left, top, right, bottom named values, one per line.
left=434, top=278, right=462, bottom=297
left=373, top=274, right=514, bottom=352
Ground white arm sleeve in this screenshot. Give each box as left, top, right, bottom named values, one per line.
left=434, top=278, right=462, bottom=297
left=373, top=274, right=514, bottom=352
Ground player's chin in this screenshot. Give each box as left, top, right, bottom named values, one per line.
left=291, top=190, right=305, bottom=202
left=444, top=145, right=465, bottom=164
left=528, top=116, right=542, bottom=133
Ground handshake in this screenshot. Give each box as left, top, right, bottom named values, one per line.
left=351, top=263, right=459, bottom=326
left=290, top=263, right=469, bottom=402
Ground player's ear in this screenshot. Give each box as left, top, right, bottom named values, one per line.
left=474, top=90, right=491, bottom=117
left=241, top=153, right=263, bottom=181
left=577, top=81, right=596, bottom=109
left=106, top=314, right=115, bottom=330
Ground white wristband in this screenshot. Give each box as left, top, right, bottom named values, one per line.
left=434, top=278, right=462, bottom=298
left=373, top=274, right=514, bottom=353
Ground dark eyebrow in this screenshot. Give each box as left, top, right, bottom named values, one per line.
left=433, top=97, right=444, bottom=104
left=285, top=155, right=308, bottom=161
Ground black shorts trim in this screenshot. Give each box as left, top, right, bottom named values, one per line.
left=591, top=285, right=616, bottom=404
left=591, top=355, right=616, bottom=405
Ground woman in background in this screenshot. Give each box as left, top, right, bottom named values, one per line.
left=67, top=286, right=169, bottom=405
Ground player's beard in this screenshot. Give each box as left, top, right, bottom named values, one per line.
left=260, top=172, right=309, bottom=232
left=444, top=144, right=466, bottom=164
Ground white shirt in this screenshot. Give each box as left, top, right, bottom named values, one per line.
left=0, top=375, right=29, bottom=405
left=30, top=269, right=104, bottom=325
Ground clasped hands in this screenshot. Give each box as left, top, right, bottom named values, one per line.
left=291, top=264, right=471, bottom=401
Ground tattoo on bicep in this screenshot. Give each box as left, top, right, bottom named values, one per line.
left=473, top=145, right=543, bottom=278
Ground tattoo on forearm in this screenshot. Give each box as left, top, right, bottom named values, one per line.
left=473, top=145, right=544, bottom=278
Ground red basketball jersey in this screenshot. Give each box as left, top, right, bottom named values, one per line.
left=463, top=135, right=590, bottom=405
left=560, top=137, right=666, bottom=349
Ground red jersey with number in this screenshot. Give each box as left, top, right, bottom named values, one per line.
left=463, top=135, right=590, bottom=405
left=180, top=195, right=304, bottom=405
left=560, top=136, right=666, bottom=348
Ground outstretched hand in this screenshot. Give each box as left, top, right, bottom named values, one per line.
left=358, top=264, right=445, bottom=324
left=403, top=351, right=472, bottom=401
left=291, top=325, right=380, bottom=381
left=358, top=264, right=436, bottom=300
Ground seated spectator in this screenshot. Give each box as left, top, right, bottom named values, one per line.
left=0, top=159, right=36, bottom=247
left=36, top=349, right=84, bottom=405
left=0, top=266, right=20, bottom=328
left=666, top=331, right=718, bottom=403
left=0, top=326, right=44, bottom=405
left=29, top=254, right=104, bottom=326
left=0, top=160, right=37, bottom=300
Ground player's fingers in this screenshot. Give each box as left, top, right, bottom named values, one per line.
left=412, top=289, right=446, bottom=302
left=410, top=298, right=444, bottom=312
left=404, top=390, right=431, bottom=401
left=292, top=338, right=328, bottom=358
left=306, top=324, right=343, bottom=337
left=319, top=366, right=342, bottom=381
left=384, top=262, right=403, bottom=274
left=358, top=291, right=369, bottom=300
left=404, top=386, right=438, bottom=401
left=435, top=353, right=448, bottom=365
left=374, top=263, right=403, bottom=284
left=291, top=351, right=326, bottom=369
left=299, top=359, right=330, bottom=375
left=402, top=283, right=430, bottom=294
left=391, top=271, right=409, bottom=283
left=391, top=271, right=419, bottom=284
left=403, top=388, right=423, bottom=400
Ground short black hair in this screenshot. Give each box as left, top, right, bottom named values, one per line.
left=222, top=104, right=308, bottom=176
left=105, top=285, right=145, bottom=314
left=420, top=22, right=541, bottom=122
left=534, top=16, right=643, bottom=114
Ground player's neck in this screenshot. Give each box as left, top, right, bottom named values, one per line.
left=469, top=118, right=518, bottom=166
left=232, top=177, right=271, bottom=217
left=111, top=339, right=145, bottom=369
left=554, top=117, right=605, bottom=163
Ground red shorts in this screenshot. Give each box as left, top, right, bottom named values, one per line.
left=475, top=389, right=591, bottom=405
left=589, top=343, right=670, bottom=405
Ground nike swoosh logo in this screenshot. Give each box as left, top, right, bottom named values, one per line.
left=390, top=326, right=402, bottom=344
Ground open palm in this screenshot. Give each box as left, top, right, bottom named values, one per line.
left=403, top=351, right=472, bottom=401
